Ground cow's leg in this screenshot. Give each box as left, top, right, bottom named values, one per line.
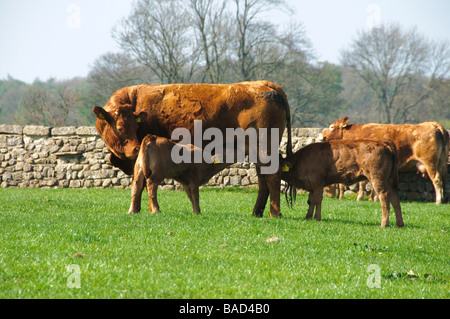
left=357, top=181, right=366, bottom=201
left=313, top=188, right=324, bottom=221
left=369, top=187, right=378, bottom=202
left=128, top=170, right=145, bottom=214
left=265, top=172, right=282, bottom=218
left=389, top=187, right=404, bottom=227
left=431, top=171, right=444, bottom=204
left=146, top=180, right=160, bottom=214
left=378, top=190, right=390, bottom=227
left=305, top=192, right=315, bottom=220
left=372, top=181, right=390, bottom=227
left=421, top=163, right=443, bottom=204
left=185, top=185, right=201, bottom=214
left=338, top=184, right=344, bottom=199
left=252, top=168, right=270, bottom=217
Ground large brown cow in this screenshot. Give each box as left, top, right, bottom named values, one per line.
left=93, top=81, right=292, bottom=217
left=319, top=117, right=449, bottom=204
left=281, top=140, right=404, bottom=227
left=128, top=134, right=227, bottom=215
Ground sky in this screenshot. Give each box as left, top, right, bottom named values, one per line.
left=0, top=0, right=449, bottom=84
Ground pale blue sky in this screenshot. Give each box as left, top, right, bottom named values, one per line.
left=0, top=0, right=449, bottom=83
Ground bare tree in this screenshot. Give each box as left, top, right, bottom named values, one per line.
left=232, top=0, right=296, bottom=81
left=341, top=23, right=450, bottom=123
left=113, top=0, right=201, bottom=83
left=88, top=52, right=145, bottom=103
left=189, top=0, right=233, bottom=83
left=14, top=83, right=80, bottom=126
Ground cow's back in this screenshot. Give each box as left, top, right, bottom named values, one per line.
left=341, top=122, right=445, bottom=168
left=133, top=81, right=289, bottom=135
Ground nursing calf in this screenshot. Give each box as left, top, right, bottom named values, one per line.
left=281, top=140, right=404, bottom=227
left=128, top=134, right=226, bottom=215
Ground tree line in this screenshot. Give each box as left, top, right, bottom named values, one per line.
left=1, top=0, right=449, bottom=128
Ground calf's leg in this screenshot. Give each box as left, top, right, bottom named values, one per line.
left=146, top=180, right=160, bottom=214
left=338, top=184, right=344, bottom=199
left=184, top=185, right=201, bottom=214
left=265, top=172, right=282, bottom=218
left=372, top=183, right=390, bottom=227
left=313, top=188, right=324, bottom=221
left=389, top=188, right=404, bottom=227
left=128, top=168, right=145, bottom=214
left=305, top=192, right=315, bottom=220
left=357, top=181, right=366, bottom=201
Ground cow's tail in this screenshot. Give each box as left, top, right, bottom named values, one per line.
left=284, top=182, right=297, bottom=209
left=434, top=123, right=449, bottom=202
left=283, top=94, right=293, bottom=158
left=141, top=136, right=152, bottom=179
left=262, top=81, right=292, bottom=158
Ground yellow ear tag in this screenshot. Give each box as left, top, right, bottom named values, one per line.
left=282, top=164, right=289, bottom=172
left=212, top=154, right=221, bottom=164
left=136, top=117, right=141, bottom=123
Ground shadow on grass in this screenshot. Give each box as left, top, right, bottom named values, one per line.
left=279, top=211, right=421, bottom=229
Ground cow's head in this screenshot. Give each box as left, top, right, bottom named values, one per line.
left=318, top=116, right=351, bottom=141
left=93, top=105, right=147, bottom=160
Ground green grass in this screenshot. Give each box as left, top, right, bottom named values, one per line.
left=0, top=187, right=448, bottom=299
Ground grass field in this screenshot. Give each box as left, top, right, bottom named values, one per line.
left=0, top=187, right=448, bottom=299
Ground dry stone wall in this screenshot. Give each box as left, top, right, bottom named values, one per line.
left=0, top=124, right=448, bottom=202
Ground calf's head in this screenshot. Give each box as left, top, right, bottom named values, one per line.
left=93, top=105, right=147, bottom=160
left=318, top=116, right=350, bottom=141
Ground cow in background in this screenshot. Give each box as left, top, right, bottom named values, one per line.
left=319, top=117, right=449, bottom=204
left=282, top=140, right=404, bottom=227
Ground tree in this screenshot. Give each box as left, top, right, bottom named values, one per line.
left=341, top=23, right=450, bottom=123
left=113, top=0, right=201, bottom=83
left=232, top=0, right=300, bottom=81
left=275, top=61, right=345, bottom=127
left=88, top=52, right=146, bottom=104
left=14, top=81, right=81, bottom=126
left=189, top=0, right=233, bottom=83
left=0, top=75, right=28, bottom=124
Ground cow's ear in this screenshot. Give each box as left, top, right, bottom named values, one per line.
left=135, top=111, right=147, bottom=124
left=93, top=106, right=112, bottom=122
left=282, top=160, right=292, bottom=172
left=339, top=116, right=349, bottom=129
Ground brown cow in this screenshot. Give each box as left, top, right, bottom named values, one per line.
left=128, top=134, right=227, bottom=215
left=319, top=117, right=449, bottom=204
left=281, top=140, right=404, bottom=227
left=93, top=81, right=292, bottom=218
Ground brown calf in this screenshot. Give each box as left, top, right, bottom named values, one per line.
left=281, top=140, right=404, bottom=227
left=127, top=134, right=226, bottom=215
